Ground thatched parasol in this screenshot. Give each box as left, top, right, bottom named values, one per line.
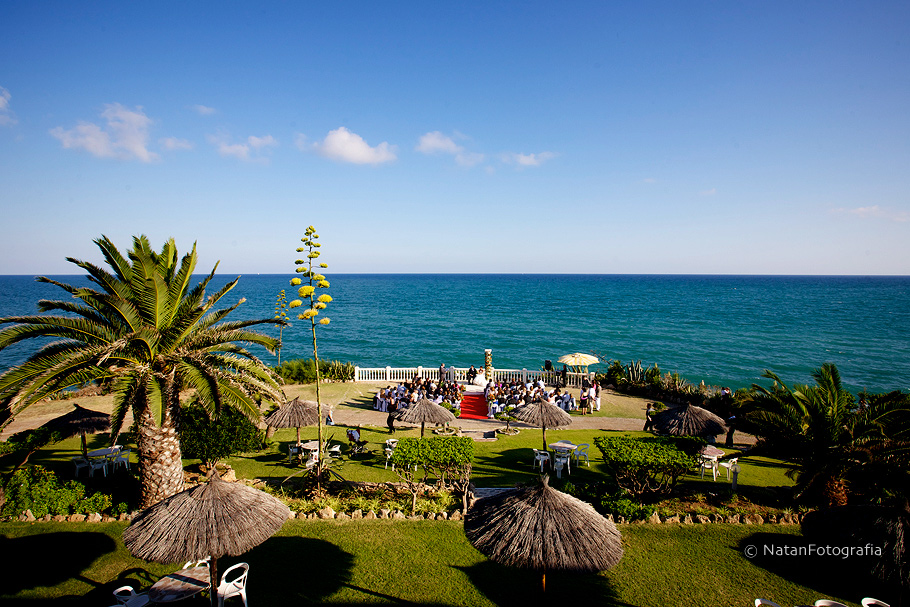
left=652, top=404, right=726, bottom=438
left=511, top=398, right=572, bottom=451
left=264, top=397, right=319, bottom=445
left=465, top=475, right=623, bottom=591
left=40, top=403, right=111, bottom=457
left=123, top=473, right=290, bottom=607
left=394, top=397, right=456, bottom=437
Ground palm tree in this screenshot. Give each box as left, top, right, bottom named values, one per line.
left=745, top=363, right=906, bottom=507
left=0, top=235, right=285, bottom=507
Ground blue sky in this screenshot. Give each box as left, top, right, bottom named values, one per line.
left=1, top=2, right=908, bottom=275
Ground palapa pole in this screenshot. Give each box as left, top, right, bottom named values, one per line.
left=208, top=557, right=219, bottom=607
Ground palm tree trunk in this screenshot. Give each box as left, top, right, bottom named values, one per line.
left=136, top=406, right=185, bottom=508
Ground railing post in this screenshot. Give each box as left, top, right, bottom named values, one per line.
left=354, top=366, right=360, bottom=382
left=386, top=366, right=391, bottom=381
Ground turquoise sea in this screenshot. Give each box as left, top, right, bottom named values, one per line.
left=1, top=274, right=908, bottom=395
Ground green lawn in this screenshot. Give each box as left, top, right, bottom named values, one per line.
left=0, top=521, right=889, bottom=606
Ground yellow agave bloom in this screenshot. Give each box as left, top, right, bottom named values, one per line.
left=319, top=263, right=328, bottom=268
left=300, top=309, right=318, bottom=319
left=317, top=280, right=330, bottom=288
left=313, top=274, right=325, bottom=281
left=319, top=318, right=330, bottom=325
left=314, top=303, right=326, bottom=310
left=317, top=294, right=332, bottom=303
left=289, top=300, right=302, bottom=308
left=298, top=285, right=315, bottom=297
left=290, top=278, right=301, bottom=285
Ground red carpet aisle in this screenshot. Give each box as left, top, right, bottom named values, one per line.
left=459, top=392, right=488, bottom=420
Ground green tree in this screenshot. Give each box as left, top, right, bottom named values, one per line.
left=0, top=236, right=285, bottom=507
left=180, top=402, right=267, bottom=468
left=745, top=363, right=909, bottom=507
left=288, top=226, right=332, bottom=477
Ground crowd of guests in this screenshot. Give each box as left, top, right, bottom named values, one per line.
left=484, top=377, right=601, bottom=417
left=372, top=375, right=465, bottom=413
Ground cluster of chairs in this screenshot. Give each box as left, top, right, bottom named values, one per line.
left=699, top=456, right=738, bottom=481
left=756, top=598, right=888, bottom=607
left=111, top=559, right=248, bottom=607
left=531, top=442, right=590, bottom=478
left=71, top=446, right=131, bottom=478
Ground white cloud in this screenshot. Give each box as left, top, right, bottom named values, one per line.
left=192, top=104, right=216, bottom=115
left=699, top=188, right=717, bottom=196
left=0, top=86, right=16, bottom=126
left=159, top=136, right=194, bottom=151
left=248, top=135, right=278, bottom=150
left=417, top=130, right=485, bottom=167
left=49, top=103, right=158, bottom=162
left=314, top=127, right=396, bottom=165
left=833, top=205, right=910, bottom=222
left=416, top=131, right=462, bottom=155
left=207, top=132, right=278, bottom=161
left=501, top=151, right=557, bottom=167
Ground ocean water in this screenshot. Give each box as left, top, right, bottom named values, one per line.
left=0, top=274, right=908, bottom=394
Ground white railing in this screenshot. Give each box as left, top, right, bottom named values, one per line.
left=354, top=366, right=593, bottom=388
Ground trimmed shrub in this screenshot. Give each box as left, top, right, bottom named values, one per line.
left=594, top=436, right=698, bottom=498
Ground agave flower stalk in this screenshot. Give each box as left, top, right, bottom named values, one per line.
left=288, top=226, right=332, bottom=479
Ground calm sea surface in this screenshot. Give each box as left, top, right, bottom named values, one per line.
left=1, top=274, right=908, bottom=394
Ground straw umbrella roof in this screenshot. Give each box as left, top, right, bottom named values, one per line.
left=394, top=397, right=455, bottom=436
left=40, top=403, right=110, bottom=437
left=465, top=475, right=623, bottom=574
left=511, top=398, right=572, bottom=451
left=123, top=474, right=290, bottom=605
left=40, top=403, right=111, bottom=456
left=265, top=397, right=319, bottom=429
left=123, top=474, right=290, bottom=563
left=652, top=404, right=726, bottom=438
left=512, top=399, right=572, bottom=429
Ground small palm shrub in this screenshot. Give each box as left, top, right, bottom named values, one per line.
left=275, top=358, right=355, bottom=383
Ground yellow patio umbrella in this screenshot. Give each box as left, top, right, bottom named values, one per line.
left=557, top=353, right=599, bottom=373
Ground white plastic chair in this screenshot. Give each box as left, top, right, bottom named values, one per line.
left=574, top=443, right=590, bottom=467
left=182, top=557, right=211, bottom=569
left=384, top=446, right=395, bottom=470
left=89, top=457, right=108, bottom=478
left=699, top=457, right=717, bottom=481
left=532, top=449, right=550, bottom=471
left=553, top=453, right=571, bottom=478
left=327, top=443, right=342, bottom=458
left=113, top=584, right=150, bottom=607
left=304, top=452, right=319, bottom=469
left=815, top=601, right=849, bottom=607
left=217, top=562, right=249, bottom=607
left=112, top=448, right=131, bottom=472
left=755, top=600, right=783, bottom=607
left=862, top=598, right=890, bottom=607
left=718, top=457, right=738, bottom=480
left=72, top=456, right=90, bottom=477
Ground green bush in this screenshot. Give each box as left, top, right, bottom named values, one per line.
left=179, top=403, right=267, bottom=467
left=1, top=465, right=111, bottom=518
left=274, top=358, right=355, bottom=383
left=594, top=436, right=697, bottom=498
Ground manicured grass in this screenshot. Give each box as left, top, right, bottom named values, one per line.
left=0, top=521, right=887, bottom=606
